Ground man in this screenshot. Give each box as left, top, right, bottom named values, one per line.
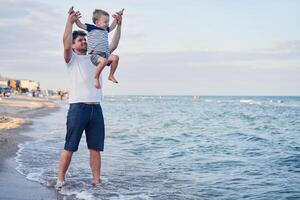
left=56, top=7, right=122, bottom=190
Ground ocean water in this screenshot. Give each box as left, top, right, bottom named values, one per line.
left=16, top=96, right=300, bottom=200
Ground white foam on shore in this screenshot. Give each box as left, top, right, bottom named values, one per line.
left=75, top=191, right=94, bottom=200
left=16, top=142, right=46, bottom=184
left=26, top=170, right=45, bottom=183
left=15, top=143, right=26, bottom=175
left=60, top=189, right=94, bottom=200
left=111, top=193, right=152, bottom=200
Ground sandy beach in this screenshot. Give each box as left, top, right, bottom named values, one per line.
left=0, top=95, right=56, bottom=129
left=0, top=95, right=63, bottom=199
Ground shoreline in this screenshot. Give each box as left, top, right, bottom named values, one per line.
left=0, top=96, right=59, bottom=158
left=0, top=96, right=63, bottom=199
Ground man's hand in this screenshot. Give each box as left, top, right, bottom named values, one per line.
left=112, top=9, right=124, bottom=26
left=64, top=6, right=81, bottom=63
left=117, top=8, right=124, bottom=16
left=68, top=6, right=74, bottom=14
left=109, top=9, right=123, bottom=53
left=67, top=6, right=81, bottom=24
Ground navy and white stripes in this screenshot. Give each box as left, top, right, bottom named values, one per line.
left=85, top=23, right=109, bottom=54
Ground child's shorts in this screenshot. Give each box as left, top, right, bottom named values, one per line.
left=90, top=52, right=110, bottom=66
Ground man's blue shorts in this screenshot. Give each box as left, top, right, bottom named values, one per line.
left=64, top=103, right=105, bottom=152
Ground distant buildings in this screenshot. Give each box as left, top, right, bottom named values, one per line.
left=19, top=79, right=40, bottom=92
left=0, top=75, right=61, bottom=98
left=0, top=80, right=8, bottom=87
left=8, top=80, right=19, bottom=90
left=0, top=78, right=40, bottom=93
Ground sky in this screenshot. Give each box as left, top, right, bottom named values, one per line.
left=0, top=0, right=299, bottom=95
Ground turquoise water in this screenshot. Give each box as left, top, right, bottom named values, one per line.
left=17, top=96, right=300, bottom=199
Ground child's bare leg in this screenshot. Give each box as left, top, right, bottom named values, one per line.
left=107, top=54, right=119, bottom=83
left=94, top=58, right=108, bottom=89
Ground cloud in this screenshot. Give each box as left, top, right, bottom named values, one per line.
left=259, top=40, right=300, bottom=55
left=0, top=0, right=66, bottom=88
left=113, top=45, right=300, bottom=84
left=0, top=0, right=64, bottom=50
left=122, top=41, right=300, bottom=70
left=104, top=49, right=300, bottom=95
left=0, top=0, right=299, bottom=95
left=104, top=43, right=300, bottom=95
left=0, top=2, right=64, bottom=58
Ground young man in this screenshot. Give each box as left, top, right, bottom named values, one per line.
left=55, top=7, right=122, bottom=190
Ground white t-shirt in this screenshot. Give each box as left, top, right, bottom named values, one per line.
left=66, top=51, right=103, bottom=103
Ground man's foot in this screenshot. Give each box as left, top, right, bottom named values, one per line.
left=55, top=180, right=65, bottom=191
left=108, top=76, right=118, bottom=84
left=92, top=179, right=101, bottom=187
left=94, top=78, right=101, bottom=89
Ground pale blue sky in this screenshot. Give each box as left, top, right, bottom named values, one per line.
left=0, top=0, right=299, bottom=95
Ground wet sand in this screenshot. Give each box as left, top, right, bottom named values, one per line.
left=0, top=95, right=58, bottom=157
left=0, top=95, right=64, bottom=199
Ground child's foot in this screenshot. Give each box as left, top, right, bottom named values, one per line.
left=94, top=78, right=101, bottom=89
left=108, top=76, right=118, bottom=84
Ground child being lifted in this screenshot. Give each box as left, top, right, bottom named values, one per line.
left=75, top=8, right=124, bottom=89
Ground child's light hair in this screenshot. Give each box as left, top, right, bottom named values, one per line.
left=92, top=9, right=109, bottom=24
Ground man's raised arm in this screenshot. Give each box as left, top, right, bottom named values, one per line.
left=109, top=12, right=123, bottom=54
left=63, top=7, right=81, bottom=63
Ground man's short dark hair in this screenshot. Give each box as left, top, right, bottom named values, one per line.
left=72, top=30, right=86, bottom=43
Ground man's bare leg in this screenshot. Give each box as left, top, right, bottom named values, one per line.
left=89, top=149, right=101, bottom=185
left=94, top=58, right=108, bottom=89
left=107, top=54, right=119, bottom=83
left=56, top=150, right=73, bottom=189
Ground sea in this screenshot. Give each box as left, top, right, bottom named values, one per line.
left=16, top=96, right=300, bottom=200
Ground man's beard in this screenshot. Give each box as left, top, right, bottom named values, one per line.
left=79, top=46, right=87, bottom=53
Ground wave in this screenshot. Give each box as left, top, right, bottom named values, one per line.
left=240, top=99, right=262, bottom=105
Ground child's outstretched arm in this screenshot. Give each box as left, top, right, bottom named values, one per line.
left=75, top=17, right=87, bottom=30
left=109, top=8, right=124, bottom=32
